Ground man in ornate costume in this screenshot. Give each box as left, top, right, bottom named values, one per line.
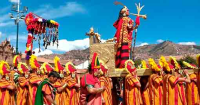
left=124, top=60, right=142, bottom=105
left=148, top=58, right=163, bottom=105
left=63, top=62, right=80, bottom=105
left=53, top=56, right=66, bottom=105
left=162, top=56, right=190, bottom=105
left=182, top=61, right=200, bottom=105
left=35, top=71, right=60, bottom=105
left=99, top=60, right=113, bottom=105
left=0, top=61, right=16, bottom=105
left=169, top=56, right=187, bottom=105
left=114, top=5, right=140, bottom=68
left=80, top=52, right=105, bottom=105
left=16, top=62, right=30, bottom=105
left=28, top=54, right=42, bottom=105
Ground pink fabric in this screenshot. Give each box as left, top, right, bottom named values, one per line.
left=87, top=83, right=102, bottom=105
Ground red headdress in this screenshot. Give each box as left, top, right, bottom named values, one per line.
left=54, top=56, right=64, bottom=73
left=0, top=61, right=10, bottom=75
left=17, top=62, right=29, bottom=74
left=169, top=56, right=181, bottom=70
left=13, top=55, right=20, bottom=67
left=125, top=60, right=136, bottom=73
left=65, top=62, right=76, bottom=74
left=40, top=62, right=53, bottom=74
left=29, top=55, right=40, bottom=70
left=91, top=53, right=100, bottom=73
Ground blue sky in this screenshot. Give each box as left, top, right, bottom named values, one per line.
left=0, top=0, right=200, bottom=55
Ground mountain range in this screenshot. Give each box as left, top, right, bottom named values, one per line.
left=40, top=41, right=200, bottom=65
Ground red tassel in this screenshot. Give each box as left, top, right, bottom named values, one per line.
left=135, top=16, right=140, bottom=25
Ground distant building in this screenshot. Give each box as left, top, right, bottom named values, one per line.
left=0, top=39, right=15, bottom=64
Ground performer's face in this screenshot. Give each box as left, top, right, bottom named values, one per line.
left=49, top=76, right=58, bottom=84
left=126, top=10, right=129, bottom=16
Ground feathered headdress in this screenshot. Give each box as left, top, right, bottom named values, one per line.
left=159, top=56, right=174, bottom=72
left=65, top=62, right=76, bottom=74
left=13, top=55, right=20, bottom=67
left=99, top=60, right=108, bottom=74
left=141, top=60, right=148, bottom=69
left=182, top=61, right=197, bottom=69
left=17, top=62, right=29, bottom=74
left=125, top=60, right=136, bottom=73
left=0, top=61, right=10, bottom=75
left=169, top=56, right=180, bottom=70
left=29, top=55, right=40, bottom=70
left=148, top=58, right=161, bottom=72
left=196, top=54, right=200, bottom=68
left=91, top=53, right=100, bottom=70
left=54, top=56, right=64, bottom=73
left=40, top=62, right=53, bottom=74
left=114, top=1, right=128, bottom=13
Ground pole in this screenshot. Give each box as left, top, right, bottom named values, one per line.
left=16, top=0, right=20, bottom=54
left=16, top=22, right=19, bottom=54
left=132, top=29, right=137, bottom=61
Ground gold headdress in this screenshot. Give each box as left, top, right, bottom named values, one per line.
left=148, top=58, right=161, bottom=72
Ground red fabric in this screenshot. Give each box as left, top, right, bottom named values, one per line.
left=100, top=64, right=108, bottom=74
left=2, top=64, right=10, bottom=74
left=113, top=19, right=123, bottom=43
left=45, top=64, right=53, bottom=72
left=14, top=56, right=19, bottom=67
left=91, top=52, right=98, bottom=70
left=126, top=61, right=136, bottom=73
left=81, top=73, right=99, bottom=87
left=25, top=33, right=33, bottom=53
left=116, top=43, right=129, bottom=68
left=68, top=64, right=76, bottom=73
left=135, top=16, right=140, bottom=25
left=34, top=59, right=40, bottom=68
left=57, top=61, right=64, bottom=71
left=21, top=64, right=28, bottom=72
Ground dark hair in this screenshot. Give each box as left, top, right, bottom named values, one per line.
left=48, top=71, right=60, bottom=78
left=88, top=64, right=92, bottom=73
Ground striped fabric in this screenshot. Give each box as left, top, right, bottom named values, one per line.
left=116, top=43, right=130, bottom=68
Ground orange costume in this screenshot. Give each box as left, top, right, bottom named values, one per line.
left=0, top=61, right=16, bottom=105
left=183, top=61, right=200, bottom=105
left=28, top=55, right=42, bottom=105
left=53, top=56, right=66, bottom=105
left=169, top=56, right=187, bottom=105
left=162, top=56, right=185, bottom=105
left=148, top=58, right=163, bottom=105
left=124, top=60, right=142, bottom=105
left=99, top=60, right=113, bottom=105
left=64, top=62, right=80, bottom=105
left=17, top=62, right=30, bottom=105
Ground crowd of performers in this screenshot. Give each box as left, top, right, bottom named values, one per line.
left=0, top=52, right=199, bottom=105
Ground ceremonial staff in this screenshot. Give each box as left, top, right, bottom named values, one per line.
left=130, top=3, right=147, bottom=61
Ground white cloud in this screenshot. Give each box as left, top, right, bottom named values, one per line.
left=8, top=35, right=27, bottom=41
left=35, top=2, right=86, bottom=19
left=178, top=42, right=196, bottom=45
left=0, top=32, right=2, bottom=38
left=9, top=0, right=19, bottom=3
left=48, top=38, right=89, bottom=52
left=157, top=39, right=164, bottom=43
left=0, top=21, right=13, bottom=27
left=34, top=48, right=53, bottom=56
left=138, top=42, right=149, bottom=46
